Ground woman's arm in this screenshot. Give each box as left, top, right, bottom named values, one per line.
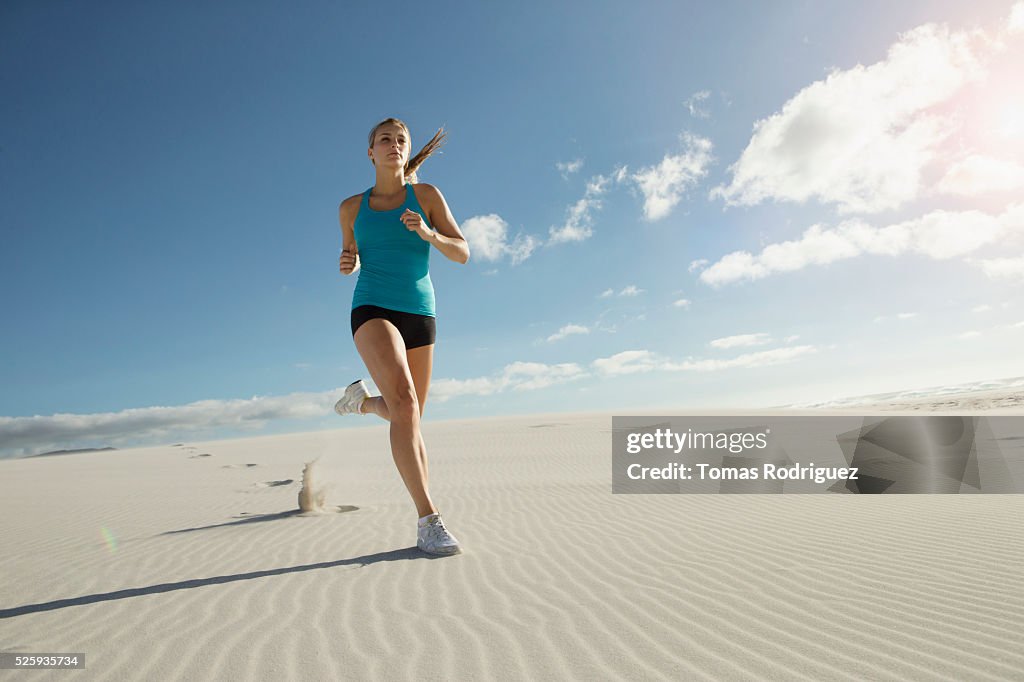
left=405, top=184, right=470, bottom=264
left=339, top=195, right=360, bottom=275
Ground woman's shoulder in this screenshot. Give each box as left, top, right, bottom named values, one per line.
left=339, top=189, right=364, bottom=210
left=340, top=192, right=364, bottom=210
left=411, top=182, right=444, bottom=205
left=338, top=193, right=365, bottom=230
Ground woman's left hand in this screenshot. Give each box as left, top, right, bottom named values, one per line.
left=400, top=209, right=434, bottom=241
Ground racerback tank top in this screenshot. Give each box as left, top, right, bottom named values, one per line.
left=351, top=183, right=435, bottom=317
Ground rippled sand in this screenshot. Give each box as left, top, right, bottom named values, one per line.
left=2, top=409, right=1023, bottom=680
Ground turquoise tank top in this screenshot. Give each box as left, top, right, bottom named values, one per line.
left=352, top=183, right=435, bottom=316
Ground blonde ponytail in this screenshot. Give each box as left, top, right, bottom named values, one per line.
left=405, top=127, right=446, bottom=182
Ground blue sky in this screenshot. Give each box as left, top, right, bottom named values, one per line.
left=3, top=0, right=1023, bottom=457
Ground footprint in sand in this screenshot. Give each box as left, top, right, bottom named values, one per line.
left=221, top=463, right=258, bottom=468
left=182, top=446, right=211, bottom=458
left=252, top=479, right=294, bottom=489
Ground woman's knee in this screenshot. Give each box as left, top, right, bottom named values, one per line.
left=386, top=385, right=420, bottom=423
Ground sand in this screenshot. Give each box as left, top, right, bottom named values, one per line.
left=2, top=395, right=1023, bottom=680
left=856, top=387, right=1024, bottom=413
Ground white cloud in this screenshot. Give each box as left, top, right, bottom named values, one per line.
left=461, top=214, right=506, bottom=260
left=628, top=133, right=713, bottom=220
left=557, top=158, right=584, bottom=178
left=600, top=285, right=645, bottom=298
left=673, top=298, right=691, bottom=309
left=505, top=234, right=540, bottom=264
left=957, top=330, right=982, bottom=339
left=461, top=214, right=538, bottom=265
left=977, top=255, right=1024, bottom=282
left=0, top=391, right=335, bottom=458
left=430, top=361, right=587, bottom=401
left=973, top=304, right=992, bottom=313
left=712, top=22, right=991, bottom=214
left=592, top=345, right=817, bottom=375
left=549, top=174, right=610, bottom=244
left=666, top=346, right=817, bottom=372
left=696, top=205, right=1022, bottom=286
left=685, top=90, right=711, bottom=118
left=709, top=333, right=772, bottom=349
left=936, top=155, right=1024, bottom=196
left=688, top=259, right=709, bottom=273
left=547, top=324, right=590, bottom=342
left=591, top=350, right=662, bottom=376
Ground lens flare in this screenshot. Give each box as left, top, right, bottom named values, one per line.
left=100, top=526, right=118, bottom=553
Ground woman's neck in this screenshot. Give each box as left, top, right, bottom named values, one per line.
left=373, top=170, right=406, bottom=196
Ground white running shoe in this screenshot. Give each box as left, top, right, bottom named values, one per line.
left=417, top=514, right=462, bottom=555
left=334, top=380, right=370, bottom=416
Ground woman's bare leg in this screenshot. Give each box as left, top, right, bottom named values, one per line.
left=353, top=320, right=435, bottom=518
left=361, top=344, right=431, bottom=420
left=359, top=396, right=390, bottom=419
left=405, top=344, right=433, bottom=483
left=359, top=345, right=434, bottom=487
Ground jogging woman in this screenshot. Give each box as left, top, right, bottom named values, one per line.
left=334, top=118, right=470, bottom=556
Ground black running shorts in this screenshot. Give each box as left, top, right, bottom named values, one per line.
left=351, top=305, right=436, bottom=350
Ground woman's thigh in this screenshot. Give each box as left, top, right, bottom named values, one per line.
left=353, top=319, right=417, bottom=408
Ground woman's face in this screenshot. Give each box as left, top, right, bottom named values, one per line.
left=369, top=124, right=410, bottom=169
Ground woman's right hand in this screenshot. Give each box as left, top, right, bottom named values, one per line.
left=340, top=248, right=359, bottom=275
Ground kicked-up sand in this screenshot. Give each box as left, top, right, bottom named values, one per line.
left=1, top=391, right=1023, bottom=680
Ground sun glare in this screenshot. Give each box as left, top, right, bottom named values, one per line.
left=996, top=97, right=1024, bottom=138
left=959, top=81, right=1024, bottom=151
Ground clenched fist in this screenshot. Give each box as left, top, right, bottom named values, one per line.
left=339, top=248, right=359, bottom=275
left=400, top=209, right=434, bottom=241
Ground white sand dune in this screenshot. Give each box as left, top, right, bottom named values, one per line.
left=2, top=403, right=1023, bottom=680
